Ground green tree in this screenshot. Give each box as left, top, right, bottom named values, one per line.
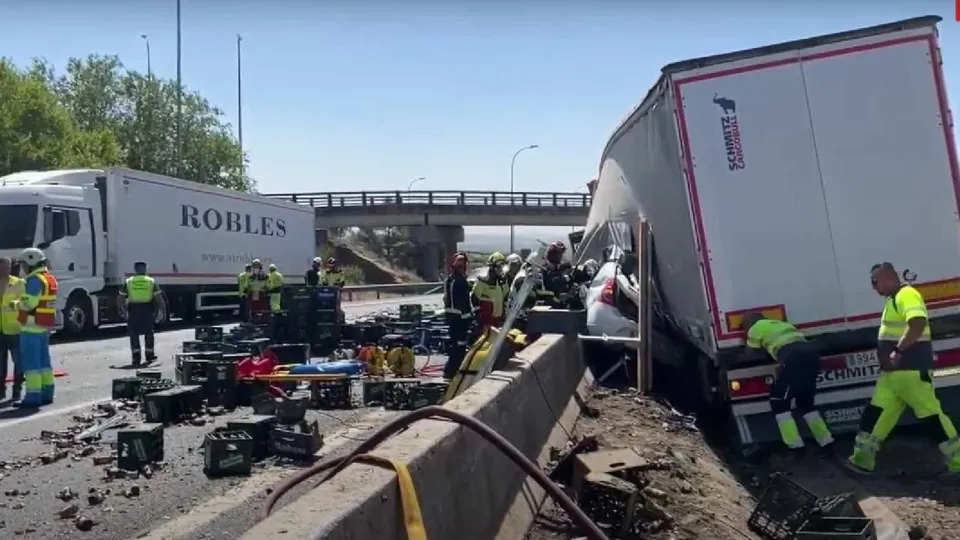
left=51, top=55, right=252, bottom=191
left=0, top=59, right=121, bottom=176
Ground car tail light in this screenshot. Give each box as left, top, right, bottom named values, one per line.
left=598, top=278, right=616, bottom=306
left=729, top=375, right=774, bottom=398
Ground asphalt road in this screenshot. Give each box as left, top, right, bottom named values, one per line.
left=0, top=294, right=445, bottom=539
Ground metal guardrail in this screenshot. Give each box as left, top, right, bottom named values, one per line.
left=262, top=190, right=592, bottom=210
left=340, top=281, right=443, bottom=302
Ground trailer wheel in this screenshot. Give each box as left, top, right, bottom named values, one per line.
left=153, top=293, right=170, bottom=327
left=63, top=293, right=94, bottom=337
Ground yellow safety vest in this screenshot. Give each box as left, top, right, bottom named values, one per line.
left=267, top=271, right=284, bottom=313
left=238, top=272, right=250, bottom=296
left=323, top=270, right=346, bottom=287
left=746, top=319, right=806, bottom=360
left=125, top=275, right=156, bottom=303
left=18, top=268, right=58, bottom=333
left=0, top=275, right=24, bottom=335
left=879, top=285, right=931, bottom=343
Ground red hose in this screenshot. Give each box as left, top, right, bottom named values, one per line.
left=259, top=405, right=609, bottom=540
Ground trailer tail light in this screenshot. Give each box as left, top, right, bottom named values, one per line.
left=725, top=304, right=787, bottom=333
left=936, top=348, right=960, bottom=368
left=729, top=375, right=774, bottom=398
left=598, top=278, right=616, bottom=306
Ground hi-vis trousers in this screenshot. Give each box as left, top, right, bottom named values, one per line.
left=850, top=370, right=960, bottom=472
left=19, top=330, right=53, bottom=407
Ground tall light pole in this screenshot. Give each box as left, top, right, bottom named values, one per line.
left=237, top=34, right=244, bottom=178
left=175, top=0, right=183, bottom=177
left=509, top=144, right=539, bottom=253
left=407, top=176, right=425, bottom=191
left=141, top=34, right=151, bottom=78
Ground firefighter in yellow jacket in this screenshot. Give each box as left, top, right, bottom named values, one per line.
left=473, top=252, right=509, bottom=330
left=12, top=248, right=58, bottom=408
left=844, top=263, right=960, bottom=474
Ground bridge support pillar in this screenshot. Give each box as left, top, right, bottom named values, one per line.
left=409, top=225, right=464, bottom=281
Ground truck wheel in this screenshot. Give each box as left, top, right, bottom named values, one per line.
left=153, top=294, right=170, bottom=327
left=64, top=294, right=94, bottom=337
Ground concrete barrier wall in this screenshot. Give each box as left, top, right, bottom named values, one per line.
left=244, top=334, right=586, bottom=540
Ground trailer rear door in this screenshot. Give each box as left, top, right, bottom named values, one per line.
left=802, top=33, right=960, bottom=328
left=673, top=61, right=845, bottom=344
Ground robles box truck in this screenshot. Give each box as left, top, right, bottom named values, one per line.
left=579, top=16, right=960, bottom=446
left=0, top=168, right=316, bottom=336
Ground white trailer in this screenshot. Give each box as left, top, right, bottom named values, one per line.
left=0, top=168, right=315, bottom=335
left=579, top=15, right=960, bottom=446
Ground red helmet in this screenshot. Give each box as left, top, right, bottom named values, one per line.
left=546, top=241, right=566, bottom=265
left=450, top=252, right=468, bottom=272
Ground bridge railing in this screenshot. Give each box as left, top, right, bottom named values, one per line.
left=262, top=190, right=592, bottom=209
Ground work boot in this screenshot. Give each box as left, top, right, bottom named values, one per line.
left=132, top=355, right=142, bottom=367
left=145, top=350, right=158, bottom=362
left=841, top=456, right=874, bottom=476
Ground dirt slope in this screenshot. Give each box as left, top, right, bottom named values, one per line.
left=529, top=387, right=953, bottom=540
left=328, top=243, right=421, bottom=284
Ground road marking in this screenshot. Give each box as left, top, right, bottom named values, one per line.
left=137, top=409, right=398, bottom=540
left=0, top=398, right=112, bottom=430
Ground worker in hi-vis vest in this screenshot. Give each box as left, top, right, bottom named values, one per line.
left=12, top=248, right=58, bottom=408
left=266, top=264, right=285, bottom=341
left=845, top=262, right=960, bottom=475
left=741, top=313, right=834, bottom=452
left=238, top=264, right=251, bottom=322
left=120, top=261, right=161, bottom=366
left=0, top=256, right=24, bottom=401
left=321, top=257, right=346, bottom=287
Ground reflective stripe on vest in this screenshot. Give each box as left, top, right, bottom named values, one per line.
left=879, top=286, right=931, bottom=342
left=126, top=275, right=155, bottom=303
left=763, top=326, right=805, bottom=358
left=18, top=270, right=58, bottom=329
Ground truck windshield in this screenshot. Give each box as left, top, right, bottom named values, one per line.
left=0, top=204, right=38, bottom=250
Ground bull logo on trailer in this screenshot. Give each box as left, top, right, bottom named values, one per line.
left=712, top=93, right=746, bottom=171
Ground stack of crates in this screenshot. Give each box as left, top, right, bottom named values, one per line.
left=284, top=286, right=341, bottom=355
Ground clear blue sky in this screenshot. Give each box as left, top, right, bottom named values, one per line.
left=2, top=1, right=958, bottom=239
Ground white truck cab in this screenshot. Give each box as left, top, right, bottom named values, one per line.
left=0, top=168, right=316, bottom=335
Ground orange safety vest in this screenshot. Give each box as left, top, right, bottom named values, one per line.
left=18, top=271, right=59, bottom=329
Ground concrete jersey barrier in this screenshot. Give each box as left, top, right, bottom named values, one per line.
left=244, top=334, right=587, bottom=540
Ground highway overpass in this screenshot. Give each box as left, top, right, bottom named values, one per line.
left=263, top=190, right=591, bottom=229
left=263, top=190, right=591, bottom=280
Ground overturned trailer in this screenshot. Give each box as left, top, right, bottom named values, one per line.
left=578, top=15, right=960, bottom=446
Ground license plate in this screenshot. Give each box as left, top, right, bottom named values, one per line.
left=846, top=350, right=878, bottom=369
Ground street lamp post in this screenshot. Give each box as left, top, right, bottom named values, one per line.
left=175, top=0, right=183, bottom=177
left=407, top=176, right=426, bottom=191
left=509, top=144, right=539, bottom=253
left=141, top=34, right=151, bottom=78
left=237, top=34, right=244, bottom=178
